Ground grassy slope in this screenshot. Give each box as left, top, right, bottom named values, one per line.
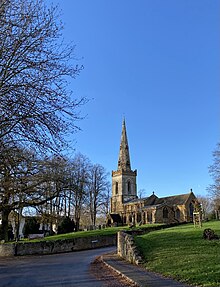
left=22, top=223, right=162, bottom=243
left=135, top=221, right=220, bottom=287
left=42, top=226, right=127, bottom=241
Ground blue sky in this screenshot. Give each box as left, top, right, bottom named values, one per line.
left=48, top=0, right=219, bottom=197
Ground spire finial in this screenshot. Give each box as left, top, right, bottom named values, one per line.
left=122, top=115, right=126, bottom=126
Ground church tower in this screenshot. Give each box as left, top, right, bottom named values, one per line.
left=111, top=119, right=137, bottom=214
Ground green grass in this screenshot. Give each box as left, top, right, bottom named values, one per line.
left=135, top=221, right=220, bottom=287
left=42, top=226, right=127, bottom=241
left=20, top=223, right=162, bottom=243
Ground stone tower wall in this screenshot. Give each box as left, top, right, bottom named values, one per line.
left=111, top=170, right=137, bottom=214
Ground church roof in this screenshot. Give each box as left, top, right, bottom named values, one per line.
left=154, top=192, right=192, bottom=206
left=117, top=119, right=131, bottom=171
left=143, top=193, right=158, bottom=205
left=125, top=193, right=158, bottom=205
left=124, top=192, right=194, bottom=207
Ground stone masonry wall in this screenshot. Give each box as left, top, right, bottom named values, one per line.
left=0, top=244, right=15, bottom=256
left=117, top=223, right=188, bottom=265
left=117, top=231, right=142, bottom=265
left=0, top=235, right=116, bottom=257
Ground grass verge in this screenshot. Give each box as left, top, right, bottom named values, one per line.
left=135, top=221, right=220, bottom=287
left=20, top=223, right=162, bottom=243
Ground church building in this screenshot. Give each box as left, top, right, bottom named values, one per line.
left=109, top=119, right=197, bottom=226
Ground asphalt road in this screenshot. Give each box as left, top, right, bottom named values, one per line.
left=0, top=246, right=116, bottom=287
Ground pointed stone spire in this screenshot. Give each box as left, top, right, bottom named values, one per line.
left=117, top=118, right=131, bottom=171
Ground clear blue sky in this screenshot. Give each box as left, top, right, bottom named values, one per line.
left=48, top=0, right=219, bottom=198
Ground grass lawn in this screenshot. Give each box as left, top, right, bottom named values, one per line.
left=41, top=225, right=128, bottom=241
left=135, top=221, right=220, bottom=287
left=21, top=223, right=162, bottom=243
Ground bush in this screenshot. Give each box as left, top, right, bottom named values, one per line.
left=203, top=228, right=219, bottom=240
left=23, top=217, right=40, bottom=237
left=57, top=217, right=75, bottom=234
left=0, top=225, right=3, bottom=241
left=0, top=224, right=14, bottom=241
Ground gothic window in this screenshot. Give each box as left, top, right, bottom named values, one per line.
left=175, top=208, right=180, bottom=220
left=127, top=181, right=131, bottom=194
left=137, top=212, right=142, bottom=223
left=147, top=212, right=152, bottom=223
left=189, top=202, right=194, bottom=218
left=115, top=182, right=118, bottom=194
left=163, top=207, right=168, bottom=219
left=142, top=212, right=146, bottom=224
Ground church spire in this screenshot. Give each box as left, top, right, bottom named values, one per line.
left=117, top=118, right=131, bottom=171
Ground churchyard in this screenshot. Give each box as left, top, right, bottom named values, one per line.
left=135, top=220, right=220, bottom=287
left=2, top=220, right=219, bottom=286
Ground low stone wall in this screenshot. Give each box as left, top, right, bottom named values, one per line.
left=0, top=235, right=116, bottom=257
left=117, top=231, right=142, bottom=265
left=117, top=223, right=188, bottom=265
left=0, top=243, right=15, bottom=257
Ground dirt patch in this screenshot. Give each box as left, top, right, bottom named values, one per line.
left=90, top=256, right=137, bottom=287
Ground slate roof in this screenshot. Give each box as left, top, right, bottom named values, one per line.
left=125, top=194, right=158, bottom=205
left=125, top=192, right=193, bottom=207
left=154, top=193, right=191, bottom=206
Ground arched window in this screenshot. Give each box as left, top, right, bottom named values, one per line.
left=127, top=181, right=131, bottom=194
left=137, top=212, right=142, bottom=223
left=163, top=207, right=168, bottom=219
left=142, top=212, right=146, bottom=224
left=147, top=212, right=152, bottom=223
left=175, top=208, right=180, bottom=220
left=189, top=202, right=194, bottom=218
left=115, top=182, right=118, bottom=194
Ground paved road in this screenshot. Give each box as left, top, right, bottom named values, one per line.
left=0, top=246, right=116, bottom=287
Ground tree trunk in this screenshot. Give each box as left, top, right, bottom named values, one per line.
left=93, top=206, right=97, bottom=226
left=75, top=217, right=80, bottom=231
left=1, top=209, right=10, bottom=242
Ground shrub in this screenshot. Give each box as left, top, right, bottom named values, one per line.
left=57, top=217, right=75, bottom=234
left=0, top=224, right=14, bottom=241
left=23, top=217, right=40, bottom=237
left=203, top=228, right=219, bottom=240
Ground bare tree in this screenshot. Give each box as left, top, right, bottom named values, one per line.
left=208, top=143, right=220, bottom=219
left=196, top=195, right=212, bottom=219
left=0, top=0, right=85, bottom=152
left=100, top=182, right=111, bottom=216
left=138, top=188, right=146, bottom=199
left=34, top=155, right=68, bottom=233
left=0, top=0, right=86, bottom=240
left=88, top=164, right=109, bottom=226
left=0, top=145, right=65, bottom=241
left=67, top=153, right=91, bottom=231
left=208, top=143, right=220, bottom=200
